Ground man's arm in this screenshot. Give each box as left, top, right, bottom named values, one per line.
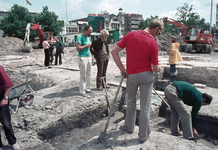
left=111, top=45, right=128, bottom=77
left=90, top=40, right=95, bottom=55
left=60, top=41, right=65, bottom=48
left=76, top=43, right=92, bottom=52
left=0, top=87, right=11, bottom=107
left=153, top=65, right=162, bottom=73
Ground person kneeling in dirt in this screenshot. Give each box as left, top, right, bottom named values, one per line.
left=166, top=36, right=183, bottom=82
left=0, top=66, right=20, bottom=150
left=90, top=29, right=110, bottom=91
left=164, top=81, right=212, bottom=141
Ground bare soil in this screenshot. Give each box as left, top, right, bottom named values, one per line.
left=0, top=35, right=217, bottom=149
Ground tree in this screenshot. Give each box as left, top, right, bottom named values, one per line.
left=0, top=4, right=37, bottom=40
left=34, top=6, right=64, bottom=36
left=175, top=3, right=200, bottom=26
left=175, top=3, right=210, bottom=30
left=197, top=18, right=210, bottom=31
left=138, top=15, right=160, bottom=30
left=138, top=19, right=146, bottom=29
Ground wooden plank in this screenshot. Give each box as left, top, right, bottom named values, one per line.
left=108, top=81, right=165, bottom=96
left=108, top=82, right=126, bottom=88
left=152, top=90, right=164, bottom=96
left=48, top=66, right=80, bottom=71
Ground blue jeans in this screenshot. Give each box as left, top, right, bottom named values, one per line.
left=0, top=90, right=16, bottom=147
left=55, top=49, right=62, bottom=65
left=170, top=64, right=177, bottom=76
left=49, top=52, right=54, bottom=63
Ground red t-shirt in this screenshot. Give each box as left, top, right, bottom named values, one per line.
left=0, top=66, right=13, bottom=93
left=117, top=30, right=159, bottom=74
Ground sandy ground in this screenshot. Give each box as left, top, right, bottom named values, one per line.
left=0, top=40, right=218, bottom=149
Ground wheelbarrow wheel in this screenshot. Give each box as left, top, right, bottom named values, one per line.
left=17, top=89, right=34, bottom=106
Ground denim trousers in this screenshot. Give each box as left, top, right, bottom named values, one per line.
left=49, top=52, right=54, bottom=63
left=55, top=50, right=62, bottom=65
left=164, top=84, right=193, bottom=139
left=170, top=64, right=177, bottom=76
left=0, top=90, right=16, bottom=147
left=125, top=71, right=153, bottom=141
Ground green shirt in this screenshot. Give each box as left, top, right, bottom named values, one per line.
left=172, top=81, right=203, bottom=127
left=76, top=34, right=91, bottom=57
left=55, top=40, right=64, bottom=49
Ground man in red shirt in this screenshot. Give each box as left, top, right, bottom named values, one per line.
left=111, top=19, right=163, bottom=143
left=0, top=66, right=20, bottom=149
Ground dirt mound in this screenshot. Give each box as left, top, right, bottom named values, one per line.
left=0, top=36, right=24, bottom=56
left=157, top=32, right=185, bottom=51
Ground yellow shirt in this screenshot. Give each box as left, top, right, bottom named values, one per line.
left=168, top=42, right=183, bottom=64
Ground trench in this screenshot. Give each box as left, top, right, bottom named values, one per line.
left=7, top=69, right=218, bottom=149
left=38, top=87, right=218, bottom=149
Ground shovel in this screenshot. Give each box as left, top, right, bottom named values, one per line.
left=152, top=87, right=170, bottom=108
left=101, top=77, right=111, bottom=111
left=98, top=74, right=124, bottom=142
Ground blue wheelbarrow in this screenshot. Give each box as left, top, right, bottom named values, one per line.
left=9, top=81, right=34, bottom=113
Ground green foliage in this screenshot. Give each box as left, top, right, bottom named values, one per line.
left=34, top=6, right=64, bottom=36
left=0, top=4, right=63, bottom=40
left=144, top=15, right=159, bottom=27
left=164, top=3, right=210, bottom=33
left=138, top=15, right=159, bottom=30
left=0, top=4, right=37, bottom=40
left=175, top=3, right=195, bottom=24
left=138, top=19, right=145, bottom=29
left=175, top=2, right=210, bottom=28
left=197, top=18, right=210, bottom=31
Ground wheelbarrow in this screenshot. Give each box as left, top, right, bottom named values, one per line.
left=9, top=81, right=34, bottom=113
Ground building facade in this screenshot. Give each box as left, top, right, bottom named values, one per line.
left=60, top=20, right=79, bottom=35
left=69, top=17, right=88, bottom=33
left=124, top=13, right=143, bottom=33
left=117, top=8, right=125, bottom=38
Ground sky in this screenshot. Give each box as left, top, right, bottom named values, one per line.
left=0, top=0, right=217, bottom=25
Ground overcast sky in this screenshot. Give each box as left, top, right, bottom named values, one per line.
left=0, top=0, right=217, bottom=25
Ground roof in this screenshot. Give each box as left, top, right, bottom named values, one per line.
left=109, top=14, right=118, bottom=20
left=69, top=17, right=88, bottom=23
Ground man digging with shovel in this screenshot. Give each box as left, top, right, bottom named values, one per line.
left=111, top=19, right=163, bottom=143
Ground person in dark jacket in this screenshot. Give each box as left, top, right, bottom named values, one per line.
left=55, top=37, right=64, bottom=65
left=48, top=41, right=54, bottom=65
left=164, top=81, right=212, bottom=140
left=90, top=29, right=110, bottom=91
left=0, top=66, right=20, bottom=149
